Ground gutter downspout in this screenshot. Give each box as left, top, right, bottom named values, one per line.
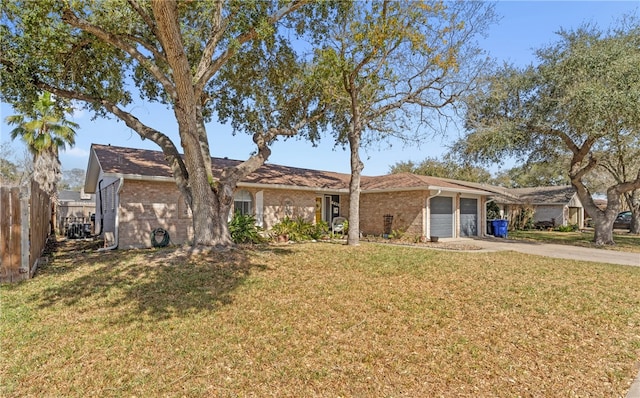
left=98, top=177, right=123, bottom=251
left=96, top=179, right=104, bottom=236
left=426, top=189, right=442, bottom=238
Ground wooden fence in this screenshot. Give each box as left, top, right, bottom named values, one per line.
left=0, top=180, right=51, bottom=283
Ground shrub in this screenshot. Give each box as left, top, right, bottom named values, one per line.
left=514, top=206, right=535, bottom=230
left=487, top=201, right=501, bottom=220
left=555, top=224, right=578, bottom=232
left=271, top=217, right=330, bottom=242
left=229, top=212, right=265, bottom=244
left=270, top=216, right=294, bottom=238
left=310, top=221, right=329, bottom=240
left=290, top=216, right=314, bottom=241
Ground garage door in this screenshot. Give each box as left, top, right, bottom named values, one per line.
left=460, top=198, right=478, bottom=237
left=430, top=196, right=453, bottom=238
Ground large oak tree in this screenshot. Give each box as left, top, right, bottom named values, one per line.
left=1, top=0, right=325, bottom=249
left=455, top=20, right=640, bottom=244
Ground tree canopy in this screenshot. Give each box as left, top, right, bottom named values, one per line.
left=312, top=0, right=496, bottom=245
left=490, top=160, right=570, bottom=188
left=0, top=142, right=20, bottom=184
left=390, top=156, right=492, bottom=184
left=5, top=91, right=78, bottom=196
left=60, top=168, right=88, bottom=191
left=455, top=18, right=640, bottom=244
left=1, top=0, right=327, bottom=248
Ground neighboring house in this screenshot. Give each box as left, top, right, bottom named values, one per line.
left=433, top=179, right=586, bottom=230
left=57, top=190, right=96, bottom=233
left=84, top=144, right=495, bottom=249
left=493, top=185, right=585, bottom=229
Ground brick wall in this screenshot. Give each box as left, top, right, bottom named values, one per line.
left=114, top=179, right=487, bottom=246
left=118, top=180, right=193, bottom=248
left=237, top=188, right=348, bottom=228
left=360, top=190, right=427, bottom=237
left=116, top=180, right=345, bottom=248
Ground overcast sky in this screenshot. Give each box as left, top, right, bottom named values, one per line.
left=1, top=1, right=638, bottom=176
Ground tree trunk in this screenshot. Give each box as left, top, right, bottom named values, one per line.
left=630, top=213, right=640, bottom=234
left=624, top=190, right=640, bottom=235
left=347, top=131, right=363, bottom=246
left=570, top=179, right=619, bottom=245
left=592, top=212, right=616, bottom=245
left=153, top=0, right=235, bottom=249
left=50, top=201, right=57, bottom=239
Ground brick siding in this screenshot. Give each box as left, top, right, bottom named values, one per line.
left=118, top=180, right=193, bottom=248
left=111, top=179, right=484, bottom=247
left=360, top=190, right=428, bottom=237
left=115, top=180, right=347, bottom=248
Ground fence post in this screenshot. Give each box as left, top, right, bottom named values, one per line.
left=1, top=186, right=22, bottom=282
left=20, top=184, right=30, bottom=277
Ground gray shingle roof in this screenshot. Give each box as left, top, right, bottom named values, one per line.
left=506, top=185, right=577, bottom=204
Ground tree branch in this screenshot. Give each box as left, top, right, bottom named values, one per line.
left=219, top=109, right=325, bottom=189
left=194, top=1, right=228, bottom=85
left=127, top=0, right=159, bottom=38
left=30, top=81, right=192, bottom=205
left=61, top=6, right=177, bottom=101
left=194, top=0, right=308, bottom=93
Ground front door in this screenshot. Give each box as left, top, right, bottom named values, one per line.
left=324, top=195, right=340, bottom=224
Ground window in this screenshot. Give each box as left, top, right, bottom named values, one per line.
left=234, top=190, right=253, bottom=215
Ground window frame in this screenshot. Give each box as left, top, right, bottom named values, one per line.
left=233, top=190, right=253, bottom=216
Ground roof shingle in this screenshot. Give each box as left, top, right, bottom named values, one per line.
left=90, top=144, right=495, bottom=194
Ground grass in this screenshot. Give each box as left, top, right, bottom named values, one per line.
left=508, top=230, right=640, bottom=253
left=2, top=240, right=640, bottom=397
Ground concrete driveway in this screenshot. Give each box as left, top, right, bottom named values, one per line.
left=468, top=237, right=640, bottom=267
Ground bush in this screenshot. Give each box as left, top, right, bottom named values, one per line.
left=310, top=221, right=329, bottom=240
left=229, top=212, right=265, bottom=244
left=554, top=224, right=579, bottom=232
left=514, top=206, right=535, bottom=230
left=271, top=217, right=330, bottom=242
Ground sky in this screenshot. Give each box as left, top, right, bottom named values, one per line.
left=1, top=1, right=638, bottom=177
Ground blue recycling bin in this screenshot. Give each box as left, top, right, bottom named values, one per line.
left=492, top=219, right=508, bottom=238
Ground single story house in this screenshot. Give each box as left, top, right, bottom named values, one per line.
left=496, top=185, right=585, bottom=229
left=430, top=179, right=586, bottom=230
left=84, top=144, right=495, bottom=249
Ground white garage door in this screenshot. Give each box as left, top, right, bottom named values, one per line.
left=430, top=196, right=453, bottom=238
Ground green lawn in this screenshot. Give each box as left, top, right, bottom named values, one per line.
left=1, top=240, right=639, bottom=397
left=508, top=230, right=640, bottom=252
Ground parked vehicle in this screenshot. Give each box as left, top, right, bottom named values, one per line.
left=584, top=211, right=631, bottom=230
left=613, top=211, right=631, bottom=230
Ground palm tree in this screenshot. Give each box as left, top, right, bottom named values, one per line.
left=5, top=91, right=79, bottom=235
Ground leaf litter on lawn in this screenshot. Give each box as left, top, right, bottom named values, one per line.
left=1, top=240, right=639, bottom=397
